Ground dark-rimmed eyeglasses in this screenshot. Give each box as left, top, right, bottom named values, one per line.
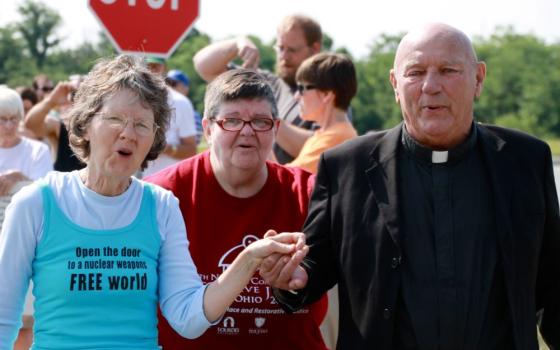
left=296, top=84, right=316, bottom=94
left=39, top=86, right=54, bottom=92
left=212, top=117, right=275, bottom=132
left=98, top=114, right=159, bottom=137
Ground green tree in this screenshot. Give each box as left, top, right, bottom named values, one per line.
left=167, top=28, right=212, bottom=114
left=474, top=27, right=560, bottom=137
left=0, top=25, right=30, bottom=85
left=352, top=33, right=403, bottom=134
left=16, top=0, right=62, bottom=69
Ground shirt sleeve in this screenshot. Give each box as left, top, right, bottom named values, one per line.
left=0, top=184, right=43, bottom=349
left=173, top=96, right=197, bottom=139
left=156, top=192, right=215, bottom=339
left=29, top=143, right=53, bottom=180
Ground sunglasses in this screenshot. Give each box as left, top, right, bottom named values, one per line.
left=39, top=86, right=54, bottom=92
left=296, top=84, right=316, bottom=94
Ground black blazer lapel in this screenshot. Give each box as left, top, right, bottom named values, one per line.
left=477, top=124, right=514, bottom=247
left=365, top=124, right=402, bottom=253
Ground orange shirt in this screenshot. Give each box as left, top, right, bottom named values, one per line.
left=288, top=121, right=358, bottom=174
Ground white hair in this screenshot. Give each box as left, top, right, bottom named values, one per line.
left=0, top=87, right=24, bottom=120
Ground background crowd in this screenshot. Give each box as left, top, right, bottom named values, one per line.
left=0, top=2, right=558, bottom=350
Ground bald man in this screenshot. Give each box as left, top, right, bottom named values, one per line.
left=261, top=23, right=560, bottom=350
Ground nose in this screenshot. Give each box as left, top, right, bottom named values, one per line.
left=238, top=121, right=256, bottom=136
left=422, top=70, right=442, bottom=95
left=119, top=120, right=137, bottom=139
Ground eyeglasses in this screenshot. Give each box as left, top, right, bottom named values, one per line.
left=296, top=84, right=316, bottom=94
left=0, top=116, right=19, bottom=125
left=39, top=86, right=54, bottom=92
left=273, top=44, right=308, bottom=56
left=212, top=117, right=275, bottom=132
left=98, top=114, right=159, bottom=137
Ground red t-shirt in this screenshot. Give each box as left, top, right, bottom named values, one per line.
left=146, top=152, right=328, bottom=350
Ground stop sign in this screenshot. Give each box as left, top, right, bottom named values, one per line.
left=89, top=0, right=199, bottom=58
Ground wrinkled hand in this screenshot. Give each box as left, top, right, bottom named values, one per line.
left=236, top=37, right=260, bottom=69
left=0, top=171, right=26, bottom=196
left=258, top=230, right=309, bottom=291
left=244, top=231, right=305, bottom=265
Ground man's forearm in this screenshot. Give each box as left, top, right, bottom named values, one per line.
left=193, top=38, right=239, bottom=82
left=24, top=98, right=57, bottom=138
left=276, top=122, right=313, bottom=158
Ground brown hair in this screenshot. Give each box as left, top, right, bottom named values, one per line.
left=277, top=15, right=322, bottom=47
left=296, top=52, right=357, bottom=110
left=67, top=55, right=170, bottom=170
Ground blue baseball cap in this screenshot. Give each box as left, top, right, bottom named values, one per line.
left=166, top=69, right=190, bottom=87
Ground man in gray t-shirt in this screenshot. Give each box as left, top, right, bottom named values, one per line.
left=193, top=15, right=322, bottom=164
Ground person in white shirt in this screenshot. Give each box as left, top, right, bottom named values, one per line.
left=0, top=86, right=53, bottom=350
left=143, top=57, right=197, bottom=176
left=0, top=86, right=52, bottom=208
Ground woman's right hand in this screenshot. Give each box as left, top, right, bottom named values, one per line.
left=258, top=230, right=309, bottom=291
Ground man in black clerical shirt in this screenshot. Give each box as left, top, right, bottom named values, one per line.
left=260, top=23, right=560, bottom=350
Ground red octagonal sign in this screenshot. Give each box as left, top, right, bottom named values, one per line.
left=89, top=0, right=199, bottom=58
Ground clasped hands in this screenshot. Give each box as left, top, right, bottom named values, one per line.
left=244, top=229, right=309, bottom=291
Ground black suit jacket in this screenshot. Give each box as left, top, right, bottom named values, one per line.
left=275, top=123, right=560, bottom=350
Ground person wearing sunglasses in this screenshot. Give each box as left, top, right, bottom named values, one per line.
left=0, top=56, right=304, bottom=350
left=284, top=52, right=358, bottom=175
left=146, top=69, right=328, bottom=350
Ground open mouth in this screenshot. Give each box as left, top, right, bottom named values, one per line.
left=117, top=149, right=132, bottom=156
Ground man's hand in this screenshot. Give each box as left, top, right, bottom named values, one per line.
left=45, top=82, right=75, bottom=108
left=236, top=37, right=260, bottom=69
left=259, top=230, right=309, bottom=290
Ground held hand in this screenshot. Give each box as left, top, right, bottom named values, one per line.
left=244, top=231, right=306, bottom=264
left=259, top=230, right=309, bottom=290
left=236, top=37, right=260, bottom=69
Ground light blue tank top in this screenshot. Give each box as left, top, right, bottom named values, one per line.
left=31, top=182, right=161, bottom=350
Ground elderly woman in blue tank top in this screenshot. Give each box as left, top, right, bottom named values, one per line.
left=0, top=55, right=306, bottom=350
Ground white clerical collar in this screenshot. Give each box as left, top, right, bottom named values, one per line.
left=431, top=151, right=449, bottom=164
left=401, top=124, right=477, bottom=165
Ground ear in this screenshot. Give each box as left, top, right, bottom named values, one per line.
left=474, top=62, right=486, bottom=98
left=389, top=69, right=400, bottom=104
left=272, top=119, right=281, bottom=138
left=202, top=118, right=212, bottom=146
left=310, top=41, right=321, bottom=54
left=321, top=90, right=335, bottom=105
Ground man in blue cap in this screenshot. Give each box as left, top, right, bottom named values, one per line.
left=144, top=58, right=198, bottom=176
left=166, top=69, right=190, bottom=97
left=166, top=69, right=203, bottom=145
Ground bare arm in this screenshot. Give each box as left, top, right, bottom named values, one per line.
left=163, top=136, right=197, bottom=159
left=193, top=37, right=260, bottom=82
left=203, top=231, right=306, bottom=322
left=276, top=120, right=314, bottom=158
left=24, top=82, right=74, bottom=139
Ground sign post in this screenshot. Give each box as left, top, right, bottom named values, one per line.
left=89, top=0, right=199, bottom=58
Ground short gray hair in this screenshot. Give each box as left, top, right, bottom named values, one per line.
left=203, top=69, right=278, bottom=120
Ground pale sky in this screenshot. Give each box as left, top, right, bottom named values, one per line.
left=1, top=0, right=559, bottom=58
